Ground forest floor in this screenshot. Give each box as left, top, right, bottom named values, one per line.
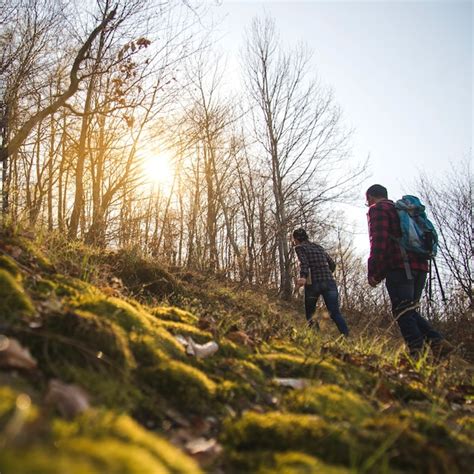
left=0, top=229, right=472, bottom=473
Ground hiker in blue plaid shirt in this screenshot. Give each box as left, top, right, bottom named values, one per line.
left=293, top=228, right=349, bottom=336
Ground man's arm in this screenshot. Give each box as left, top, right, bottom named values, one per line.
left=326, top=253, right=336, bottom=273
left=367, top=205, right=390, bottom=284
left=294, top=245, right=310, bottom=287
left=294, top=245, right=309, bottom=278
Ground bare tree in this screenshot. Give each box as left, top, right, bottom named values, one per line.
left=243, top=15, right=364, bottom=299
left=0, top=3, right=117, bottom=165
left=178, top=51, right=244, bottom=273
left=418, top=159, right=472, bottom=308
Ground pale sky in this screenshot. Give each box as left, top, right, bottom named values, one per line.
left=208, top=0, right=472, bottom=255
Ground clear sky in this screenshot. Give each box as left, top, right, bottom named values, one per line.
left=208, top=0, right=472, bottom=255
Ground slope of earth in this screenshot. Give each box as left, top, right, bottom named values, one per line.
left=0, top=230, right=472, bottom=473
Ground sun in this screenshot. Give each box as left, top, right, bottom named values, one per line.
left=140, top=150, right=175, bottom=188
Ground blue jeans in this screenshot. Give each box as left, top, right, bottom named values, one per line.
left=304, top=280, right=349, bottom=336
left=385, top=269, right=443, bottom=354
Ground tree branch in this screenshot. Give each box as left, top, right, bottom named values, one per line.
left=0, top=5, right=117, bottom=162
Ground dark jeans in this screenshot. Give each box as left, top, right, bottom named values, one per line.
left=385, top=269, right=443, bottom=354
left=305, top=280, right=349, bottom=336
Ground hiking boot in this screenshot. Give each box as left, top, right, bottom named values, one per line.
left=430, top=339, right=455, bottom=361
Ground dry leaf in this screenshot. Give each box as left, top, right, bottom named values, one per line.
left=165, top=408, right=191, bottom=428
left=186, top=338, right=219, bottom=359
left=0, top=336, right=37, bottom=370
left=185, top=437, right=223, bottom=467
left=226, top=330, right=253, bottom=347
left=101, top=286, right=120, bottom=297
left=175, top=335, right=189, bottom=347
left=169, top=427, right=195, bottom=446
left=374, top=381, right=394, bottom=403
left=110, top=276, right=123, bottom=289
left=10, top=246, right=23, bottom=259
left=273, top=378, right=310, bottom=390
left=45, top=379, right=90, bottom=419
left=39, top=298, right=62, bottom=312
left=198, top=316, right=217, bottom=333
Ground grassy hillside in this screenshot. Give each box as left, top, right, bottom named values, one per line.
left=0, top=230, right=472, bottom=473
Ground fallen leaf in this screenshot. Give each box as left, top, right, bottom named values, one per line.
left=0, top=336, right=37, bottom=370
left=110, top=276, right=123, bottom=288
left=198, top=316, right=217, bottom=333
left=101, top=286, right=120, bottom=297
left=10, top=246, right=23, bottom=259
left=45, top=379, right=90, bottom=419
left=185, top=337, right=219, bottom=359
left=39, top=298, right=62, bottom=312
left=226, top=330, right=253, bottom=347
left=165, top=408, right=191, bottom=428
left=28, top=319, right=43, bottom=329
left=273, top=378, right=309, bottom=390
left=374, top=381, right=394, bottom=403
left=175, top=335, right=189, bottom=347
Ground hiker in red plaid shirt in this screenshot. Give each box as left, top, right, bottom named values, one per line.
left=366, top=184, right=453, bottom=359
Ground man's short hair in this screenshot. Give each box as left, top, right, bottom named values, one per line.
left=366, top=184, right=388, bottom=199
left=293, top=228, right=309, bottom=241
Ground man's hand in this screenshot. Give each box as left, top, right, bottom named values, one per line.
left=368, top=276, right=379, bottom=287
left=296, top=277, right=307, bottom=288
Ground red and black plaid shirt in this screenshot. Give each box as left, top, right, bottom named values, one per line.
left=367, top=199, right=428, bottom=282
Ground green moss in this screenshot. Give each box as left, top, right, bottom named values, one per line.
left=43, top=310, right=135, bottom=371
left=0, top=385, right=38, bottom=429
left=129, top=334, right=172, bottom=367
left=1, top=410, right=201, bottom=474
left=359, top=415, right=466, bottom=473
left=94, top=413, right=201, bottom=474
left=74, top=296, right=155, bottom=333
left=218, top=339, right=249, bottom=359
left=111, top=251, right=182, bottom=299
left=268, top=340, right=305, bottom=357
left=284, top=384, right=374, bottom=423
left=258, top=451, right=351, bottom=474
left=140, top=360, right=216, bottom=413
left=252, top=353, right=343, bottom=384
left=0, top=386, right=19, bottom=419
left=0, top=255, right=21, bottom=279
left=456, top=416, right=474, bottom=434
left=227, top=450, right=350, bottom=474
left=225, top=359, right=266, bottom=385
left=151, top=306, right=199, bottom=325
left=400, top=410, right=470, bottom=450
left=55, top=411, right=201, bottom=474
left=150, top=326, right=188, bottom=359
left=224, top=410, right=471, bottom=473
left=19, top=237, right=55, bottom=272
left=0, top=449, right=100, bottom=474
left=333, top=358, right=378, bottom=394
left=216, top=379, right=256, bottom=403
left=52, top=274, right=100, bottom=298
left=133, top=323, right=186, bottom=360
left=0, top=269, right=35, bottom=322
left=391, top=380, right=431, bottom=403
left=59, top=437, right=171, bottom=473
left=158, top=320, right=212, bottom=343
left=29, top=277, right=57, bottom=298
left=223, top=411, right=353, bottom=465
left=58, top=365, right=142, bottom=411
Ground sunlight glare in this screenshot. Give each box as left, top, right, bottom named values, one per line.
left=140, top=151, right=175, bottom=189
